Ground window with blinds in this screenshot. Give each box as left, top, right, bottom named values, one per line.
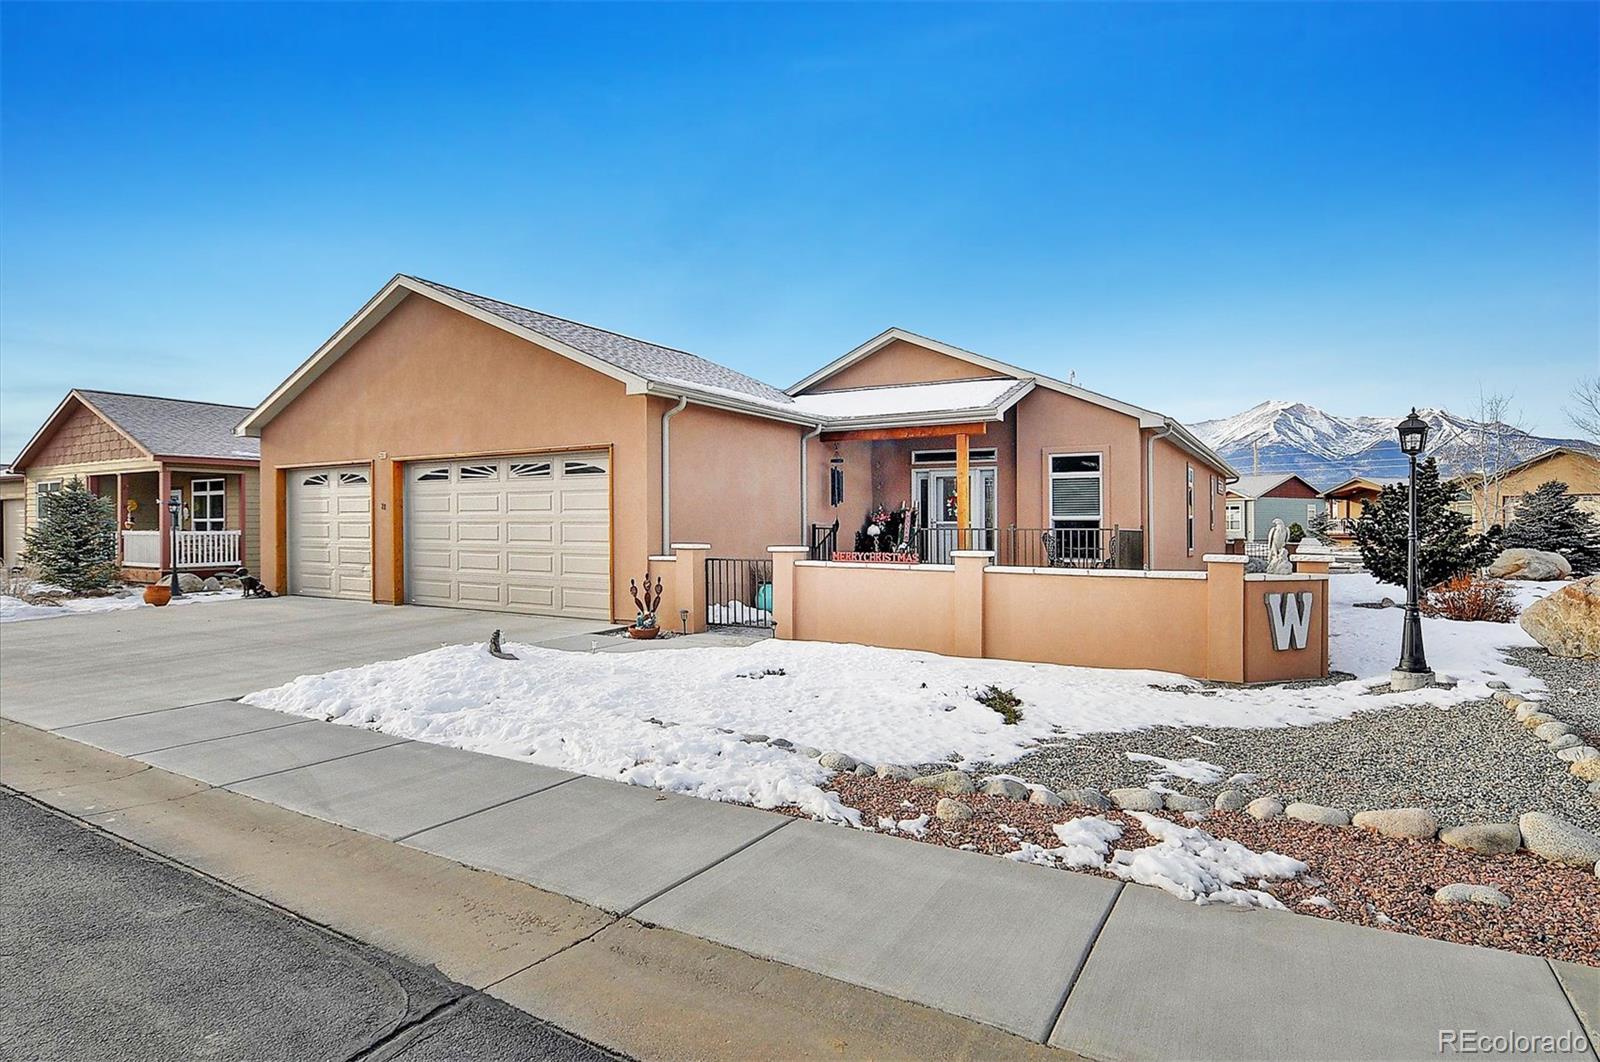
left=1049, top=453, right=1101, bottom=529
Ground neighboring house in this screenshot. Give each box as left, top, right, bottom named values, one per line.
left=1, top=468, right=24, bottom=568
left=1319, top=476, right=1400, bottom=544
left=236, top=275, right=1237, bottom=622
left=9, top=390, right=261, bottom=581
left=1463, top=446, right=1600, bottom=531
left=1224, top=473, right=1323, bottom=543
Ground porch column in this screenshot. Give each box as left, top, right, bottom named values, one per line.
left=158, top=466, right=173, bottom=571
left=955, top=432, right=970, bottom=531
left=237, top=472, right=248, bottom=571
left=115, top=473, right=126, bottom=564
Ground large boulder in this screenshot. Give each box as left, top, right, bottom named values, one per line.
left=1352, top=807, right=1438, bottom=841
left=910, top=770, right=975, bottom=796
left=1519, top=577, right=1600, bottom=659
left=1518, top=812, right=1600, bottom=868
left=1485, top=548, right=1572, bottom=581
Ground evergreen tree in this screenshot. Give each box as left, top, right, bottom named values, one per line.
left=1306, top=507, right=1333, bottom=541
left=1353, top=458, right=1499, bottom=588
left=1501, top=479, right=1600, bottom=576
left=23, top=478, right=119, bottom=592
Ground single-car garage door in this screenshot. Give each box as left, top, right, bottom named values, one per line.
left=287, top=465, right=373, bottom=600
left=404, top=452, right=610, bottom=618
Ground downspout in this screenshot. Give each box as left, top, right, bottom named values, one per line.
left=660, top=395, right=688, bottom=553
left=1144, top=423, right=1174, bottom=570
left=799, top=423, right=824, bottom=541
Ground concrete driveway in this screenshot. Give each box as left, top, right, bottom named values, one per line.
left=0, top=596, right=611, bottom=731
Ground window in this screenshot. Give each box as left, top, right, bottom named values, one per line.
left=190, top=478, right=226, bottom=531
left=339, top=472, right=368, bottom=486
left=414, top=467, right=449, bottom=482
left=35, top=480, right=62, bottom=519
left=300, top=473, right=329, bottom=486
left=510, top=462, right=551, bottom=478
left=1186, top=465, right=1196, bottom=553
left=1048, top=453, right=1101, bottom=529
left=911, top=448, right=998, bottom=465
left=1226, top=503, right=1244, bottom=536
left=459, top=464, right=498, bottom=479
left=563, top=460, right=606, bottom=476
left=1209, top=475, right=1216, bottom=530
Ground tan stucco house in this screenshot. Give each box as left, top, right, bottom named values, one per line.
left=1463, top=446, right=1600, bottom=531
left=9, top=390, right=261, bottom=580
left=236, top=275, right=1238, bottom=622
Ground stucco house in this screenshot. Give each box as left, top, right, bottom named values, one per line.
left=1463, top=446, right=1600, bottom=531
left=1224, top=473, right=1323, bottom=544
left=9, top=390, right=261, bottom=580
left=236, top=274, right=1238, bottom=622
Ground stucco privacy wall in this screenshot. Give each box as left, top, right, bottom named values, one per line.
left=766, top=548, right=1330, bottom=683
left=798, top=338, right=1008, bottom=392
left=259, top=293, right=658, bottom=618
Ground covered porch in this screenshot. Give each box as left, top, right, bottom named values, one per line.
left=88, top=463, right=251, bottom=579
left=809, top=421, right=1141, bottom=569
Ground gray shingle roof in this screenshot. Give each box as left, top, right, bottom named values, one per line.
left=408, top=277, right=797, bottom=408
left=1227, top=474, right=1299, bottom=498
left=77, top=390, right=261, bottom=461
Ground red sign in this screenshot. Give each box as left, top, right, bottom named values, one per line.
left=830, top=551, right=920, bottom=564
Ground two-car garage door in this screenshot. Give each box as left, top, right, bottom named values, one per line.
left=404, top=452, right=611, bottom=619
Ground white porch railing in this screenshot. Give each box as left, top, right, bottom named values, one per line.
left=121, top=529, right=241, bottom=568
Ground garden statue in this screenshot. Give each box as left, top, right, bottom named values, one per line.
left=1266, top=518, right=1293, bottom=575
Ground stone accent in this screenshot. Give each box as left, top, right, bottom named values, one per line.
left=1438, top=822, right=1521, bottom=856
left=910, top=770, right=975, bottom=796
left=934, top=798, right=974, bottom=823
left=1433, top=884, right=1512, bottom=908
left=1518, top=812, right=1600, bottom=868
left=1109, top=787, right=1164, bottom=812
left=1285, top=802, right=1350, bottom=826
left=1246, top=796, right=1285, bottom=820
left=1518, top=576, right=1600, bottom=659
left=1351, top=808, right=1438, bottom=841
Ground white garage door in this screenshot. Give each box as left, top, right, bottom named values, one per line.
left=287, top=466, right=373, bottom=600
left=404, top=452, right=611, bottom=618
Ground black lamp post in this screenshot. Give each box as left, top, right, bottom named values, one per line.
left=1391, top=408, right=1431, bottom=690
left=166, top=494, right=185, bottom=599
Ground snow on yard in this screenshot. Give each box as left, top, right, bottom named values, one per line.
left=242, top=569, right=1549, bottom=824
left=1005, top=812, right=1306, bottom=908
left=1, top=588, right=241, bottom=623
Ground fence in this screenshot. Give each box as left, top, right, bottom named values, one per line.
left=913, top=526, right=1142, bottom=568
left=121, top=529, right=242, bottom=569
left=705, top=556, right=775, bottom=629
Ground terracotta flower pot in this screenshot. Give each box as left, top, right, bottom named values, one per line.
left=626, top=625, right=661, bottom=640
left=143, top=583, right=172, bottom=607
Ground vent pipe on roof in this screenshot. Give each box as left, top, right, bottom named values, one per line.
left=661, top=395, right=688, bottom=553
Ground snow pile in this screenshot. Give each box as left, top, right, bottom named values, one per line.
left=1007, top=813, right=1304, bottom=909
left=707, top=601, right=771, bottom=626
left=1126, top=753, right=1227, bottom=785
left=1, top=588, right=241, bottom=623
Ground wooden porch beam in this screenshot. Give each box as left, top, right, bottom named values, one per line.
left=820, top=422, right=989, bottom=443
left=955, top=432, right=970, bottom=529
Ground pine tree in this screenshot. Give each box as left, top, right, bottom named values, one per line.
left=1353, top=458, right=1499, bottom=588
left=23, top=478, right=119, bottom=592
left=1501, top=479, right=1600, bottom=576
left=1306, top=507, right=1333, bottom=541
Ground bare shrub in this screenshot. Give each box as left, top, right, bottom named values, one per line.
left=1420, top=575, right=1519, bottom=624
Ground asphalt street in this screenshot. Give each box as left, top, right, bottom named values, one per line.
left=0, top=790, right=625, bottom=1062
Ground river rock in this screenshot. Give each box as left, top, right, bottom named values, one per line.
left=1434, top=884, right=1512, bottom=908
left=1513, top=701, right=1542, bottom=721
left=910, top=770, right=975, bottom=796
left=1550, top=734, right=1583, bottom=752
left=1439, top=822, right=1521, bottom=855
left=1027, top=787, right=1067, bottom=807
left=875, top=764, right=915, bottom=782
left=1059, top=787, right=1111, bottom=810
left=1214, top=789, right=1249, bottom=812
left=1557, top=745, right=1600, bottom=763
left=1519, top=576, right=1600, bottom=659
left=1109, top=787, right=1164, bottom=812
left=853, top=763, right=876, bottom=777
left=818, top=751, right=858, bottom=771
left=1352, top=807, right=1438, bottom=840
left=935, top=798, right=973, bottom=822
left=1534, top=721, right=1577, bottom=742
left=1572, top=758, right=1600, bottom=784
left=981, top=777, right=1032, bottom=801
left=1246, top=796, right=1285, bottom=820
left=1521, top=713, right=1557, bottom=730
left=1519, top=812, right=1600, bottom=868
left=1163, top=793, right=1210, bottom=813
left=200, top=576, right=224, bottom=592
left=1485, top=548, right=1572, bottom=581
left=1285, top=802, right=1350, bottom=826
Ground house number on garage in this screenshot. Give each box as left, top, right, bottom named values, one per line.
left=1264, top=592, right=1314, bottom=651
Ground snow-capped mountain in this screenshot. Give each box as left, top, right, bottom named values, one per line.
left=1191, top=401, right=1596, bottom=489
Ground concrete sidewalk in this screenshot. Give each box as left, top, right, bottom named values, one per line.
left=3, top=600, right=1595, bottom=1059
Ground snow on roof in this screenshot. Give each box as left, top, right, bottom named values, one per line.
left=791, top=378, right=1031, bottom=423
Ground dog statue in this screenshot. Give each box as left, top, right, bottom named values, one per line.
left=235, top=567, right=274, bottom=599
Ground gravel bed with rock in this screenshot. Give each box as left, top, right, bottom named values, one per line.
left=986, top=662, right=1600, bottom=833
left=792, top=773, right=1600, bottom=967
left=1504, top=645, right=1600, bottom=740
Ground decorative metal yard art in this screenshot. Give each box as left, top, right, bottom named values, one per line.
left=487, top=629, right=518, bottom=660
left=628, top=572, right=665, bottom=639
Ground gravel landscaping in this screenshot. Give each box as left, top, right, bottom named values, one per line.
left=804, top=773, right=1600, bottom=968
left=985, top=647, right=1600, bottom=833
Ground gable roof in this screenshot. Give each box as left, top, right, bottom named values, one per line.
left=13, top=390, right=260, bottom=469
left=1494, top=445, right=1600, bottom=482
left=791, top=377, right=1036, bottom=429
left=1321, top=475, right=1401, bottom=498
left=234, top=276, right=1237, bottom=476
left=1226, top=473, right=1319, bottom=499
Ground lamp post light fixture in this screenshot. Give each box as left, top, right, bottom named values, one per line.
left=1390, top=408, right=1432, bottom=691
left=166, top=494, right=185, bottom=599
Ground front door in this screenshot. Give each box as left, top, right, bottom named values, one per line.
left=914, top=467, right=996, bottom=562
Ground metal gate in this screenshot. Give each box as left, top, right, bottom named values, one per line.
left=705, top=557, right=774, bottom=629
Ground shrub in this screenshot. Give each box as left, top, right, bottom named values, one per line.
left=976, top=684, right=1024, bottom=725
left=1353, top=458, right=1499, bottom=588
left=1288, top=522, right=1305, bottom=543
left=1501, top=479, right=1600, bottom=577
left=23, top=478, right=119, bottom=592
left=1420, top=575, right=1518, bottom=623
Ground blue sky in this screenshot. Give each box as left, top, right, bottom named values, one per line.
left=2, top=2, right=1595, bottom=460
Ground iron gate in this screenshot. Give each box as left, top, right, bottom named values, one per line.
left=705, top=557, right=775, bottom=629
